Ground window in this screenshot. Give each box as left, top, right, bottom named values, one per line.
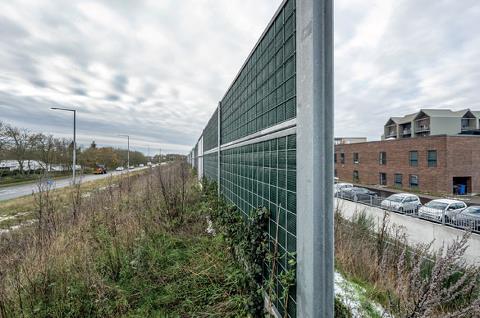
left=340, top=153, right=345, bottom=164
left=353, top=170, right=359, bottom=182
left=379, top=151, right=387, bottom=165
left=409, top=175, right=419, bottom=188
left=334, top=169, right=337, bottom=177
left=409, top=151, right=418, bottom=167
left=394, top=173, right=402, bottom=186
left=427, top=150, right=437, bottom=167
left=334, top=153, right=337, bottom=163
left=379, top=172, right=387, bottom=185
left=353, top=152, right=359, bottom=164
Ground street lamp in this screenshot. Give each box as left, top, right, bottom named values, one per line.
left=118, top=134, right=130, bottom=171
left=51, top=107, right=77, bottom=184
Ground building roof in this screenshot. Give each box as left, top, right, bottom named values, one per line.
left=418, top=108, right=470, bottom=118
left=385, top=108, right=479, bottom=127
left=396, top=112, right=418, bottom=124
left=471, top=111, right=480, bottom=118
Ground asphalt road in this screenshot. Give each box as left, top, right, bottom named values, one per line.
left=0, top=167, right=149, bottom=202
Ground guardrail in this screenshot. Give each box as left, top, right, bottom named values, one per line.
left=335, top=191, right=480, bottom=234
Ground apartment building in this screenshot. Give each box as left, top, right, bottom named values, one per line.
left=383, top=109, right=480, bottom=140
left=334, top=135, right=480, bottom=195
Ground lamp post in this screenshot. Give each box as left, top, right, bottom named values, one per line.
left=51, top=107, right=77, bottom=184
left=118, top=134, right=130, bottom=172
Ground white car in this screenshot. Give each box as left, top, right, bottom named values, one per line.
left=381, top=193, right=421, bottom=213
left=139, top=164, right=145, bottom=167
left=334, top=182, right=354, bottom=196
left=418, top=199, right=467, bottom=222
left=115, top=166, right=125, bottom=171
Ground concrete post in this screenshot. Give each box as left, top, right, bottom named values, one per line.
left=296, top=0, right=334, bottom=317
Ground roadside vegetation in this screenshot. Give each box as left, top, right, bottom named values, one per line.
left=0, top=169, right=147, bottom=231
left=335, top=206, right=480, bottom=317
left=0, top=163, right=255, bottom=317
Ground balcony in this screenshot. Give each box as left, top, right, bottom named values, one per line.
left=461, top=118, right=476, bottom=131
left=401, top=129, right=412, bottom=137
left=385, top=125, right=397, bottom=138
left=415, top=118, right=430, bottom=134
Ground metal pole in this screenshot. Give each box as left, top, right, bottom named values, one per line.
left=296, top=0, right=334, bottom=317
left=217, top=103, right=221, bottom=196
left=127, top=136, right=130, bottom=171
left=73, top=110, right=76, bottom=185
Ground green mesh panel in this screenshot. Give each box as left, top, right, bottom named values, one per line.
left=203, top=152, right=218, bottom=181
left=195, top=0, right=297, bottom=316
left=203, top=108, right=218, bottom=152
left=220, top=134, right=297, bottom=318
left=194, top=144, right=198, bottom=169
left=220, top=0, right=296, bottom=145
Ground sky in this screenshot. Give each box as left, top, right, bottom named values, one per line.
left=0, top=0, right=479, bottom=154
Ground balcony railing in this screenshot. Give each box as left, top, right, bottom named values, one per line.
left=415, top=125, right=430, bottom=132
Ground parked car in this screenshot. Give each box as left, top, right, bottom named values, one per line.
left=334, top=182, right=353, bottom=196
left=340, top=187, right=377, bottom=202
left=94, top=164, right=107, bottom=174
left=418, top=199, right=467, bottom=222
left=115, top=167, right=125, bottom=171
left=452, top=205, right=480, bottom=231
left=139, top=164, right=145, bottom=167
left=380, top=193, right=421, bottom=213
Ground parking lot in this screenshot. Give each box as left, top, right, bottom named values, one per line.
left=335, top=183, right=480, bottom=234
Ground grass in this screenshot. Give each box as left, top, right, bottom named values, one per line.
left=0, top=170, right=146, bottom=230
left=335, top=207, right=480, bottom=317
left=0, top=162, right=253, bottom=317
left=0, top=172, right=72, bottom=187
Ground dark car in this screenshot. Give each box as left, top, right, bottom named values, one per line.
left=94, top=164, right=107, bottom=175
left=340, top=187, right=377, bottom=202
left=452, top=206, right=480, bottom=231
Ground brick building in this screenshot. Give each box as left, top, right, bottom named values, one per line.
left=334, top=135, right=480, bottom=195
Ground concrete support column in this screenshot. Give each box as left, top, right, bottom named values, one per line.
left=296, top=0, right=334, bottom=317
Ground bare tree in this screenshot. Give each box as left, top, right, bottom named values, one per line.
left=36, top=134, right=56, bottom=171
left=0, top=121, right=7, bottom=154
left=4, top=125, right=30, bottom=174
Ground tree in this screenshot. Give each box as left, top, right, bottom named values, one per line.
left=36, top=134, right=56, bottom=171
left=0, top=121, right=6, bottom=154
left=4, top=125, right=31, bottom=174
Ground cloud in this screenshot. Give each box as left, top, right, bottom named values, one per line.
left=334, top=0, right=480, bottom=140
left=0, top=0, right=478, bottom=153
left=0, top=0, right=283, bottom=154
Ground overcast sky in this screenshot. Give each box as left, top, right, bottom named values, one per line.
left=0, top=0, right=479, bottom=154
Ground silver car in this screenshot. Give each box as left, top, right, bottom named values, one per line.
left=452, top=206, right=480, bottom=231
left=418, top=199, right=467, bottom=222
left=334, top=182, right=353, bottom=196
left=380, top=193, right=421, bottom=213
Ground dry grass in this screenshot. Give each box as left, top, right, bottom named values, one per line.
left=335, top=206, right=480, bottom=317
left=0, top=162, right=251, bottom=317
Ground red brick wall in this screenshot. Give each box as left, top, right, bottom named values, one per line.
left=334, top=135, right=480, bottom=195
left=445, top=136, right=480, bottom=194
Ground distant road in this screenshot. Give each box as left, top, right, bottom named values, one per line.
left=0, top=167, right=149, bottom=202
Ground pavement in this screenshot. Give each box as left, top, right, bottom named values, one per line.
left=0, top=167, right=149, bottom=202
